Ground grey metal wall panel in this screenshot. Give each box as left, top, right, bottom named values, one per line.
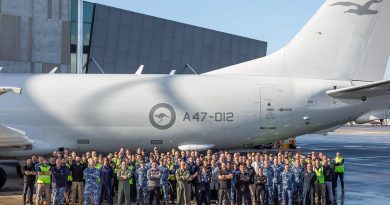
left=1, top=0, right=33, bottom=17
left=89, top=4, right=267, bottom=74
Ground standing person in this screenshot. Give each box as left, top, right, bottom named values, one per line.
left=100, top=158, right=114, bottom=205
left=281, top=164, right=295, bottom=205
left=83, top=160, right=100, bottom=205
left=117, top=161, right=132, bottom=205
left=245, top=159, right=256, bottom=205
left=167, top=157, right=177, bottom=204
left=236, top=164, right=250, bottom=205
left=314, top=159, right=326, bottom=205
left=176, top=161, right=191, bottom=205
left=36, top=158, right=52, bottom=205
left=188, top=158, right=200, bottom=203
left=70, top=156, right=86, bottom=205
left=158, top=159, right=170, bottom=205
left=218, top=162, right=232, bottom=205
left=147, top=161, right=162, bottom=205
left=231, top=163, right=240, bottom=205
left=52, top=158, right=69, bottom=205
left=135, top=161, right=149, bottom=205
left=323, top=158, right=334, bottom=204
left=272, top=158, right=283, bottom=204
left=302, top=164, right=316, bottom=205
left=197, top=166, right=211, bottom=205
left=263, top=160, right=274, bottom=205
left=254, top=167, right=266, bottom=205
left=334, top=152, right=345, bottom=193
left=210, top=160, right=219, bottom=202
left=22, top=159, right=36, bottom=205
left=292, top=159, right=304, bottom=204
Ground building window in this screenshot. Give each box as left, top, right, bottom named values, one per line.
left=70, top=0, right=95, bottom=73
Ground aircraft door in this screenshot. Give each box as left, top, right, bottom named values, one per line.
left=260, top=87, right=277, bottom=128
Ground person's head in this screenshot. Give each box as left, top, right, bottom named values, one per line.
left=201, top=166, right=208, bottom=173
left=273, top=157, right=278, bottom=165
left=140, top=161, right=145, bottom=168
left=152, top=161, right=158, bottom=169
left=294, top=159, right=299, bottom=167
left=121, top=161, right=127, bottom=169
left=239, top=164, right=245, bottom=173
left=284, top=164, right=289, bottom=172
left=264, top=160, right=269, bottom=167
left=258, top=167, right=263, bottom=176
left=246, top=159, right=251, bottom=167
left=315, top=159, right=320, bottom=167
left=26, top=158, right=32, bottom=165
left=61, top=158, right=67, bottom=165
left=336, top=152, right=341, bottom=158
left=103, top=158, right=109, bottom=166
left=32, top=155, right=37, bottom=162
left=306, top=163, right=312, bottom=172
left=221, top=162, right=227, bottom=170
left=88, top=159, right=95, bottom=168
left=38, top=156, right=44, bottom=163
left=180, top=161, right=186, bottom=169
left=43, top=158, right=49, bottom=165
left=75, top=156, right=81, bottom=163
left=56, top=158, right=62, bottom=167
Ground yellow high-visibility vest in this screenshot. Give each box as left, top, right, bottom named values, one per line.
left=334, top=157, right=345, bottom=173
left=37, top=165, right=51, bottom=184
left=314, top=166, right=324, bottom=184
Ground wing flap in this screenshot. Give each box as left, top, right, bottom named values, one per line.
left=0, top=125, right=33, bottom=147
left=326, top=80, right=390, bottom=99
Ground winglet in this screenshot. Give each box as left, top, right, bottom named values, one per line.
left=135, top=65, right=144, bottom=75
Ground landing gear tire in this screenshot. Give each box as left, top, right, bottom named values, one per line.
left=0, top=166, right=7, bottom=189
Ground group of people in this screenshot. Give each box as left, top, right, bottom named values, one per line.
left=21, top=147, right=345, bottom=205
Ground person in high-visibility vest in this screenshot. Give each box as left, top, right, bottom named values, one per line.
left=334, top=152, right=345, bottom=193
left=36, top=158, right=52, bottom=205
left=313, top=159, right=326, bottom=205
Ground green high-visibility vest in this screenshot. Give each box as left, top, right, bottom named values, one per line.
left=66, top=164, right=73, bottom=182
left=334, top=157, right=345, bottom=173
left=314, top=166, right=325, bottom=184
left=37, top=165, right=51, bottom=184
left=95, top=163, right=102, bottom=182
left=128, top=165, right=135, bottom=185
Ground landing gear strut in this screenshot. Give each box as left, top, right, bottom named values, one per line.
left=0, top=166, right=6, bottom=189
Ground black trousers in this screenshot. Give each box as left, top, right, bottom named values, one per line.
left=148, top=186, right=160, bottom=205
left=23, top=182, right=34, bottom=205
left=168, top=179, right=176, bottom=202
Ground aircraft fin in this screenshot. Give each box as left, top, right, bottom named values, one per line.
left=206, top=0, right=390, bottom=82
left=326, top=79, right=390, bottom=99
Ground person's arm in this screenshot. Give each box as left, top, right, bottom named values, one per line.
left=154, top=170, right=161, bottom=179
left=226, top=172, right=233, bottom=180
left=147, top=170, right=152, bottom=180
left=175, top=170, right=181, bottom=181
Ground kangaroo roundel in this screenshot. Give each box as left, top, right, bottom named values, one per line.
left=149, top=103, right=176, bottom=130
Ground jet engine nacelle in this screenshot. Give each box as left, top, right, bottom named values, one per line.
left=355, top=110, right=389, bottom=124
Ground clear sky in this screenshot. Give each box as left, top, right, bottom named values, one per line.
left=87, top=0, right=390, bottom=79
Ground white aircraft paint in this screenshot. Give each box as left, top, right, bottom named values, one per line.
left=0, top=0, right=389, bottom=158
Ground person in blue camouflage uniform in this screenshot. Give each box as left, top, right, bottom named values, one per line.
left=83, top=159, right=101, bottom=205
left=262, top=160, right=274, bottom=205
left=272, top=158, right=284, bottom=203
left=158, top=159, right=170, bottom=203
left=135, top=161, right=148, bottom=204
left=281, top=164, right=295, bottom=205
left=292, top=159, right=304, bottom=204
left=51, top=158, right=69, bottom=205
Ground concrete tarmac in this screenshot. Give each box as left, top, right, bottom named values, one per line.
left=0, top=126, right=389, bottom=205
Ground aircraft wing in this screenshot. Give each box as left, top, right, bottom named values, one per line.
left=0, top=87, right=22, bottom=95
left=0, top=125, right=33, bottom=147
left=326, top=80, right=390, bottom=99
